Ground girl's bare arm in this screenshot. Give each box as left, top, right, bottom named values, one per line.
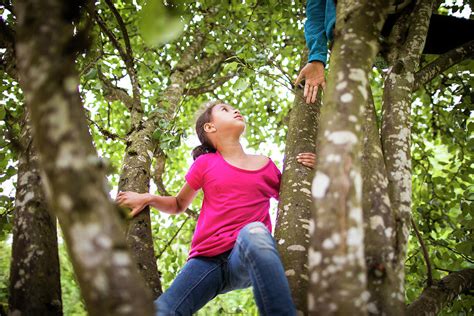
left=116, top=182, right=198, bottom=217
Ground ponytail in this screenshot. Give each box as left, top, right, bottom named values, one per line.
left=191, top=143, right=216, bottom=161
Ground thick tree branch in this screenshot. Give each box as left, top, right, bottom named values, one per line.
left=362, top=87, right=400, bottom=314
left=413, top=40, right=474, bottom=91
left=407, top=269, right=474, bottom=316
left=308, top=0, right=391, bottom=313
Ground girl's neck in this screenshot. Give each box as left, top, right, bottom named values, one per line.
left=216, top=140, right=246, bottom=159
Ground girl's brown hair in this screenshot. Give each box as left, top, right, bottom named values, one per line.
left=191, top=100, right=223, bottom=160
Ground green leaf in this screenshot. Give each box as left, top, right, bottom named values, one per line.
left=152, top=128, right=161, bottom=140
left=158, top=119, right=169, bottom=129
left=234, top=78, right=249, bottom=91
left=84, top=68, right=97, bottom=80
left=138, top=0, right=186, bottom=46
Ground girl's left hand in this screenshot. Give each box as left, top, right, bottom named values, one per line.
left=296, top=152, right=316, bottom=169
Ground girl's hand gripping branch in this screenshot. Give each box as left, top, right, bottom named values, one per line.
left=296, top=152, right=317, bottom=169
left=115, top=191, right=150, bottom=217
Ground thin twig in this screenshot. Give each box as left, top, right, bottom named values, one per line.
left=411, top=217, right=433, bottom=286
left=185, top=73, right=238, bottom=96
left=156, top=216, right=191, bottom=259
left=429, top=239, right=474, bottom=264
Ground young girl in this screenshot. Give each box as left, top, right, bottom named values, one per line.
left=116, top=100, right=316, bottom=315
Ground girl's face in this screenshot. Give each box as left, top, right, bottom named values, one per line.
left=208, top=103, right=245, bottom=135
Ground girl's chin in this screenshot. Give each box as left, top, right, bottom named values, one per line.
left=234, top=124, right=246, bottom=135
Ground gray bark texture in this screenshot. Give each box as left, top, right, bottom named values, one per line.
left=275, top=52, right=320, bottom=316
left=413, top=39, right=474, bottom=91
left=13, top=0, right=154, bottom=314
left=361, top=87, right=401, bottom=315
left=381, top=0, right=434, bottom=310
left=8, top=110, right=62, bottom=315
left=308, top=0, right=390, bottom=314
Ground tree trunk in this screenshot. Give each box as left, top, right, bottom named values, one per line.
left=381, top=0, right=434, bottom=310
left=13, top=1, right=154, bottom=314
left=308, top=0, right=389, bottom=314
left=118, top=127, right=163, bottom=299
left=8, top=109, right=62, bottom=315
left=362, top=87, right=402, bottom=315
left=275, top=51, right=320, bottom=316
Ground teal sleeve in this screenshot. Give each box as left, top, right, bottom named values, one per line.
left=304, top=0, right=328, bottom=65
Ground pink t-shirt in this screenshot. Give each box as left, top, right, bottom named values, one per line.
left=184, top=151, right=281, bottom=261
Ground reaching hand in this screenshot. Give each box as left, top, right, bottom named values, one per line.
left=296, top=152, right=317, bottom=169
left=295, top=61, right=326, bottom=104
left=115, top=191, right=149, bottom=217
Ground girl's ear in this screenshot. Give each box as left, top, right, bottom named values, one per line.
left=204, top=122, right=216, bottom=133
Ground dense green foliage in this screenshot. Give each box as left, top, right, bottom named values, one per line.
left=0, top=0, right=472, bottom=314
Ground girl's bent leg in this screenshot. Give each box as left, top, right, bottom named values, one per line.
left=231, top=221, right=297, bottom=316
left=154, top=256, right=226, bottom=316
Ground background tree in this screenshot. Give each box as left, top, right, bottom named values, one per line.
left=0, top=8, right=63, bottom=314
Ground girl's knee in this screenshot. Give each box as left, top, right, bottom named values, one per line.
left=241, top=221, right=269, bottom=237
left=238, top=222, right=275, bottom=253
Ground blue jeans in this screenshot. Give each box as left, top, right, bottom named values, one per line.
left=154, top=221, right=297, bottom=315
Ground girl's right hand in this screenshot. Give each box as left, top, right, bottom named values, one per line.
left=115, top=191, right=149, bottom=217
left=296, top=152, right=316, bottom=168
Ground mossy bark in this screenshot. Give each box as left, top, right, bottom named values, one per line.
left=381, top=0, right=434, bottom=311
left=308, top=0, right=390, bottom=314
left=362, top=88, right=401, bottom=315
left=275, top=52, right=320, bottom=316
